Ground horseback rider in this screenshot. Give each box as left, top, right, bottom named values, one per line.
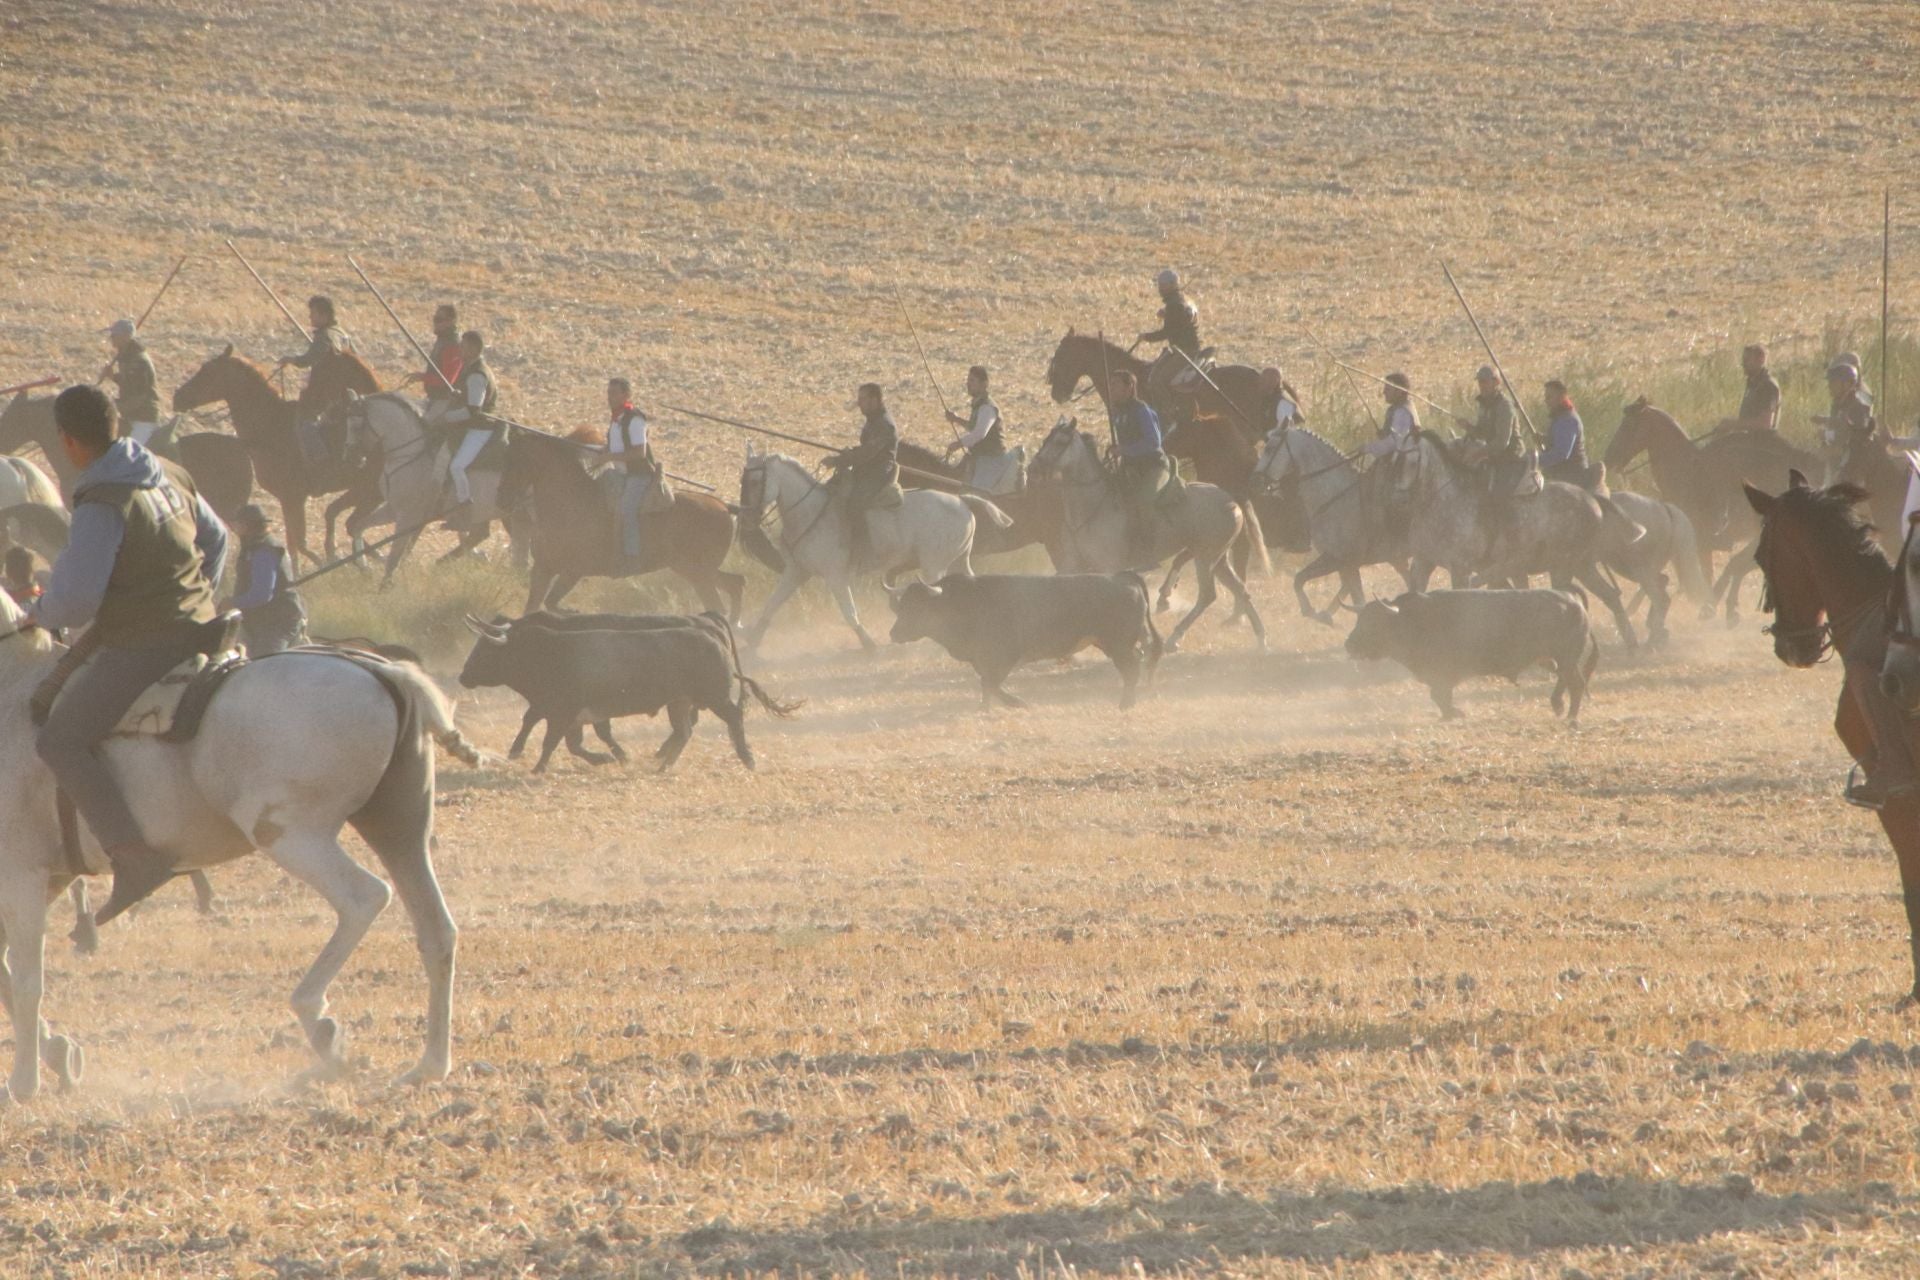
left=221, top=503, right=307, bottom=656
left=1539, top=380, right=1590, bottom=487
left=405, top=303, right=465, bottom=429
left=1733, top=344, right=1781, bottom=432
left=1107, top=369, right=1167, bottom=567
left=1815, top=360, right=1877, bottom=479
left=826, top=383, right=902, bottom=568
left=444, top=330, right=499, bottom=514
left=30, top=385, right=229, bottom=926
left=605, top=377, right=661, bottom=564
left=101, top=318, right=163, bottom=448
left=1138, top=269, right=1202, bottom=411
left=280, top=295, right=358, bottom=465
left=943, top=365, right=1005, bottom=482
left=1363, top=372, right=1420, bottom=535
left=1258, top=367, right=1304, bottom=431
left=1458, top=365, right=1523, bottom=501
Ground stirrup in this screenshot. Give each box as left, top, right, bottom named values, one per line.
left=1844, top=764, right=1917, bottom=811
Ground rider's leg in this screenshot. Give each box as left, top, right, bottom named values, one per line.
left=1846, top=626, right=1918, bottom=807
left=448, top=428, right=490, bottom=504
left=619, top=474, right=647, bottom=559
left=35, top=642, right=198, bottom=924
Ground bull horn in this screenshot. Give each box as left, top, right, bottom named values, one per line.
left=463, top=614, right=509, bottom=642
left=883, top=583, right=907, bottom=600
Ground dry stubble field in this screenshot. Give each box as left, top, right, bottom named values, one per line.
left=6, top=1, right=1920, bottom=1277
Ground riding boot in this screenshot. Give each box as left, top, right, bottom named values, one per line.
left=94, top=841, right=177, bottom=926
left=1846, top=660, right=1919, bottom=809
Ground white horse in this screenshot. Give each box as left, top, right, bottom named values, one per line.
left=739, top=447, right=1009, bottom=651
left=0, top=592, right=478, bottom=1101
left=335, top=392, right=508, bottom=582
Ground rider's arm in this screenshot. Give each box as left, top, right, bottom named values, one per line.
left=30, top=503, right=125, bottom=631
left=194, top=494, right=230, bottom=587
left=1138, top=322, right=1168, bottom=343
left=281, top=334, right=324, bottom=369
left=229, top=545, right=279, bottom=611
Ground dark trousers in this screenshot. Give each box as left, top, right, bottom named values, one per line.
left=1846, top=623, right=1917, bottom=785
left=36, top=642, right=198, bottom=850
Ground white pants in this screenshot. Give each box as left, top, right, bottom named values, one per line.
left=127, top=421, right=159, bottom=446
left=449, top=427, right=492, bottom=503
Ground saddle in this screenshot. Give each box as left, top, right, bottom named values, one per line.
left=967, top=445, right=1027, bottom=496
left=1166, top=349, right=1219, bottom=393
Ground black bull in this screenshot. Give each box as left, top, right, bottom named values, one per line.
left=460, top=610, right=801, bottom=772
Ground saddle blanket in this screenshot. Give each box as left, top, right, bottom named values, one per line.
left=109, top=649, right=245, bottom=740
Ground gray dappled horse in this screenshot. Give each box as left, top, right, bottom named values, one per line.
left=1250, top=422, right=1413, bottom=624
left=1031, top=419, right=1265, bottom=651
left=1396, top=431, right=1644, bottom=646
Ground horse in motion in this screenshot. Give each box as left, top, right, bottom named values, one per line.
left=1250, top=421, right=1410, bottom=623
left=1044, top=330, right=1268, bottom=431
left=1396, top=431, right=1642, bottom=646
left=1745, top=471, right=1920, bottom=1005
left=171, top=346, right=383, bottom=565
left=1603, top=399, right=1819, bottom=622
left=894, top=440, right=1062, bottom=563
left=500, top=429, right=744, bottom=617
left=737, top=448, right=1004, bottom=651
left=0, top=599, right=477, bottom=1100
left=1031, top=418, right=1266, bottom=650
left=0, top=388, right=254, bottom=521
left=333, top=391, right=515, bottom=581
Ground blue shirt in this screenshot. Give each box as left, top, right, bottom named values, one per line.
left=1542, top=409, right=1584, bottom=467
left=1111, top=400, right=1163, bottom=458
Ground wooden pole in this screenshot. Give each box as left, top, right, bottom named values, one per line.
left=225, top=240, right=311, bottom=344
left=659, top=402, right=993, bottom=495
left=1439, top=260, right=1540, bottom=447
left=1883, top=188, right=1892, bottom=426
left=1300, top=325, right=1381, bottom=434
left=0, top=376, right=59, bottom=398
left=96, top=253, right=190, bottom=386
left=892, top=282, right=960, bottom=440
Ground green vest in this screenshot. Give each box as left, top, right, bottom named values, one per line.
left=80, top=458, right=216, bottom=649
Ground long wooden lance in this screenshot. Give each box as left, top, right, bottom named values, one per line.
left=95, top=253, right=190, bottom=387
left=892, top=282, right=961, bottom=441
left=225, top=240, right=311, bottom=344
left=1169, top=345, right=1259, bottom=432
left=0, top=376, right=59, bottom=398
left=1883, top=189, right=1892, bottom=427
left=659, top=402, right=995, bottom=495
left=1098, top=328, right=1118, bottom=453
left=344, top=256, right=714, bottom=492
left=1439, top=260, right=1540, bottom=448
left=1300, top=324, right=1381, bottom=435
left=1315, top=353, right=1469, bottom=426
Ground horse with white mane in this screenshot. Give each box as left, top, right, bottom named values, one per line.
left=334, top=391, right=511, bottom=581
left=738, top=447, right=1008, bottom=651
left=0, top=593, right=477, bottom=1101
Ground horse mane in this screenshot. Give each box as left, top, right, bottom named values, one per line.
left=1772, top=481, right=1890, bottom=572
left=896, top=439, right=952, bottom=475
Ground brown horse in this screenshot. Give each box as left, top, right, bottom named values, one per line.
left=1044, top=329, right=1268, bottom=434
left=1604, top=399, right=1819, bottom=622
left=0, top=389, right=255, bottom=519
left=1744, top=470, right=1920, bottom=1005
left=499, top=429, right=745, bottom=617
left=171, top=346, right=383, bottom=565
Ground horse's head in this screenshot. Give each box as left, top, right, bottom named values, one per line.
left=172, top=344, right=252, bottom=412
left=1045, top=329, right=1093, bottom=404
left=738, top=445, right=770, bottom=524
left=1603, top=395, right=1656, bottom=470
left=1251, top=423, right=1298, bottom=495
left=1031, top=416, right=1085, bottom=477
left=1745, top=469, right=1882, bottom=668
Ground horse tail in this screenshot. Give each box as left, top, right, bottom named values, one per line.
left=1665, top=503, right=1710, bottom=600
left=1596, top=494, right=1646, bottom=551
left=1235, top=499, right=1272, bottom=577
left=739, top=675, right=804, bottom=720
left=377, top=658, right=483, bottom=766
left=960, top=494, right=1014, bottom=530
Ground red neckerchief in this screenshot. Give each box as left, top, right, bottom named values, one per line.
left=611, top=401, right=634, bottom=421
left=1552, top=395, right=1574, bottom=416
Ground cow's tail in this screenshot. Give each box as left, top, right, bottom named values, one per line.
left=961, top=494, right=1014, bottom=530
left=379, top=657, right=483, bottom=767
left=1666, top=503, right=1710, bottom=600
left=1235, top=499, right=1272, bottom=577
left=740, top=676, right=803, bottom=720
left=1118, top=571, right=1165, bottom=684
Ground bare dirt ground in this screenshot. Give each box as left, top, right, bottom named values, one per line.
left=6, top=1, right=1920, bottom=1277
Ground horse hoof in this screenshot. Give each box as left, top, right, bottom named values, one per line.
left=43, top=1034, right=82, bottom=1091
left=1163, top=639, right=1182, bottom=655
left=308, top=1016, right=343, bottom=1063
left=395, top=1057, right=451, bottom=1087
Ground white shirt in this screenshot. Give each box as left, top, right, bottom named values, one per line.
left=607, top=409, right=648, bottom=456
left=1272, top=396, right=1300, bottom=430
left=956, top=399, right=999, bottom=450
left=1364, top=403, right=1419, bottom=457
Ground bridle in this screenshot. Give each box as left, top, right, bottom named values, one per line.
left=1752, top=512, right=1878, bottom=663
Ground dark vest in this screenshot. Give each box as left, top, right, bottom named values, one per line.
left=967, top=396, right=1005, bottom=457
left=1161, top=295, right=1201, bottom=355
left=462, top=355, right=499, bottom=422
left=114, top=341, right=162, bottom=423
left=80, top=458, right=216, bottom=649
